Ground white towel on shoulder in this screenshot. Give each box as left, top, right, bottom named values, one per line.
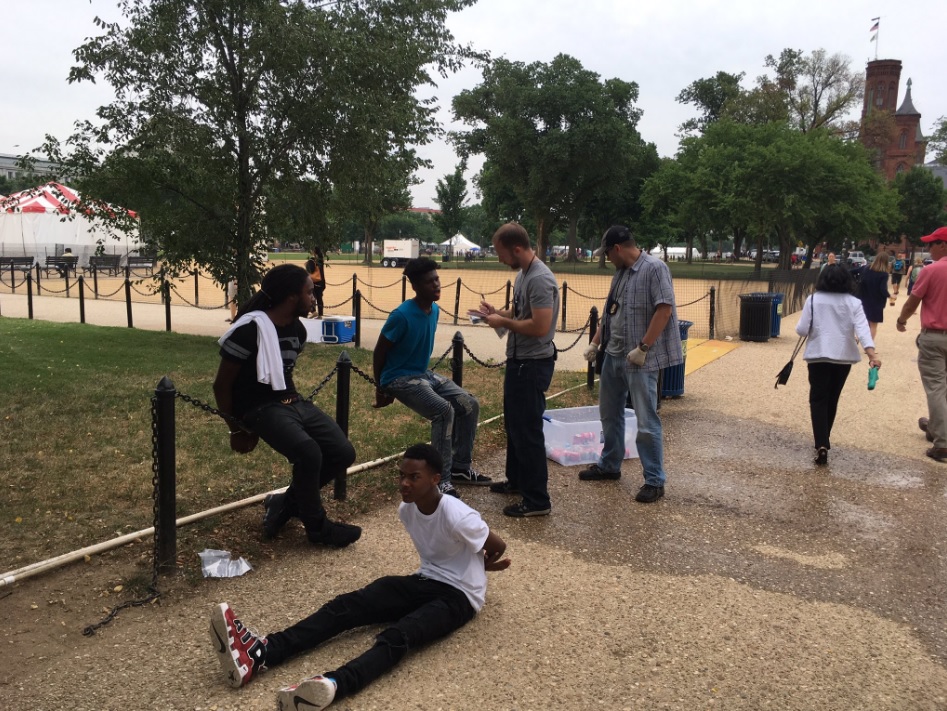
left=219, top=311, right=287, bottom=391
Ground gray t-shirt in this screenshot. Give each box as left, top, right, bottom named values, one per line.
left=506, top=257, right=559, bottom=360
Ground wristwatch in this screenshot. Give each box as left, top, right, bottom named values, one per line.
left=638, top=342, right=650, bottom=352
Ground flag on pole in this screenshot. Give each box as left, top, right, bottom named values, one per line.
left=870, top=33, right=877, bottom=42
left=871, top=16, right=880, bottom=20
left=870, top=21, right=879, bottom=31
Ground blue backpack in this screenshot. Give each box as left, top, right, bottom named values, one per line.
left=894, top=258, right=904, bottom=271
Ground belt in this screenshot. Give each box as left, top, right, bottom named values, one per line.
left=280, top=394, right=302, bottom=404
left=921, top=328, right=947, bottom=335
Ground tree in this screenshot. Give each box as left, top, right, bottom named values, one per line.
left=756, top=48, right=864, bottom=134
left=892, top=167, right=947, bottom=243
left=928, top=117, right=947, bottom=165
left=433, top=162, right=468, bottom=256
left=676, top=71, right=746, bottom=136
left=41, top=0, right=477, bottom=300
left=452, top=54, right=648, bottom=262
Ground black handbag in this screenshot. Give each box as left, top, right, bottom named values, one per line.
left=775, top=297, right=812, bottom=389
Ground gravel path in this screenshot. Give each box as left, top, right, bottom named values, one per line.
left=2, top=290, right=946, bottom=710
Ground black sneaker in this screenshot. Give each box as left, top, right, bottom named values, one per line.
left=452, top=467, right=493, bottom=485
left=578, top=464, right=621, bottom=481
left=503, top=501, right=551, bottom=517
left=308, top=519, right=362, bottom=548
left=634, top=484, right=665, bottom=503
left=263, top=492, right=295, bottom=539
left=439, top=481, right=462, bottom=498
left=489, top=480, right=519, bottom=495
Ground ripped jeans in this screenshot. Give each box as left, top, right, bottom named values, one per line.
left=264, top=574, right=475, bottom=698
left=383, top=370, right=479, bottom=481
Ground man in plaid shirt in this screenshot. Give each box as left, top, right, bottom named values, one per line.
left=580, top=225, right=683, bottom=503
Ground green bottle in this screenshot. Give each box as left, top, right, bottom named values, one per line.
left=867, top=366, right=879, bottom=390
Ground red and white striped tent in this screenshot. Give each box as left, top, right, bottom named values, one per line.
left=0, top=182, right=140, bottom=263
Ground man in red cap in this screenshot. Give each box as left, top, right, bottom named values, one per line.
left=896, top=226, right=947, bottom=461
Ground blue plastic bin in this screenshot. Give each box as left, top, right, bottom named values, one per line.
left=661, top=320, right=693, bottom=397
left=768, top=292, right=784, bottom=337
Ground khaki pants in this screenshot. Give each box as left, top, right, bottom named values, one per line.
left=917, top=331, right=947, bottom=448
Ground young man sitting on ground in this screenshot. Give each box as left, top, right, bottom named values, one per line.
left=210, top=443, right=510, bottom=709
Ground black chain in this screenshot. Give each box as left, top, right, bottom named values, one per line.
left=92, top=281, right=127, bottom=298
left=678, top=292, right=710, bottom=308
left=430, top=344, right=454, bottom=370
left=349, top=363, right=377, bottom=387
left=462, top=342, right=505, bottom=368
left=324, top=295, right=353, bottom=309
left=175, top=391, right=241, bottom=425
left=554, top=321, right=591, bottom=353
left=0, top=271, right=28, bottom=289
left=168, top=284, right=228, bottom=310
left=82, top=397, right=163, bottom=635
left=561, top=315, right=593, bottom=334
left=357, top=275, right=403, bottom=289
left=305, top=365, right=339, bottom=400
left=36, top=281, right=72, bottom=294
left=564, top=286, right=606, bottom=300
left=359, top=295, right=392, bottom=315
left=130, top=282, right=160, bottom=297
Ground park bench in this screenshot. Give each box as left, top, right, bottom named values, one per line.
left=126, top=255, right=157, bottom=274
left=0, top=256, right=35, bottom=274
left=84, top=254, right=122, bottom=276
left=43, top=255, right=79, bottom=278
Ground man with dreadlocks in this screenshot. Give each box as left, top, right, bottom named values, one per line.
left=214, top=263, right=361, bottom=547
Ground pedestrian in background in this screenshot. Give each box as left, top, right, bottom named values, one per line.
left=797, top=264, right=881, bottom=466
left=856, top=253, right=890, bottom=341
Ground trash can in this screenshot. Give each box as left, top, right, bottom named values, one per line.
left=662, top=320, right=693, bottom=397
left=739, top=293, right=773, bottom=342
left=767, top=292, right=784, bottom=337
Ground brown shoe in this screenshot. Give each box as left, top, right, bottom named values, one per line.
left=919, top=418, right=934, bottom=442
left=925, top=447, right=947, bottom=463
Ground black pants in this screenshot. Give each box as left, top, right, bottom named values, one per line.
left=807, top=362, right=852, bottom=450
left=265, top=574, right=475, bottom=699
left=504, top=357, right=555, bottom=509
left=313, top=282, right=325, bottom=318
left=242, top=400, right=355, bottom=535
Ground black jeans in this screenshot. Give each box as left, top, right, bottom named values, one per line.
left=807, top=362, right=852, bottom=450
left=242, top=400, right=355, bottom=535
left=313, top=282, right=325, bottom=318
left=504, top=357, right=555, bottom=510
left=265, top=574, right=475, bottom=699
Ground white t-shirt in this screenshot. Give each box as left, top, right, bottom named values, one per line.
left=399, top=496, right=490, bottom=612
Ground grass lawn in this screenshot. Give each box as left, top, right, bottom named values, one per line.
left=0, top=318, right=596, bottom=584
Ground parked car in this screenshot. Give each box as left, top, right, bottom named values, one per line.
left=846, top=250, right=867, bottom=269
left=762, top=250, right=780, bottom=263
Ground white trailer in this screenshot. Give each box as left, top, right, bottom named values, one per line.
left=381, top=239, right=420, bottom=267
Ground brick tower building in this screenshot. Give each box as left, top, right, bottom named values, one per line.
left=860, top=59, right=928, bottom=181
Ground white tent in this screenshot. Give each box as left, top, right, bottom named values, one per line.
left=0, top=182, right=140, bottom=263
left=440, top=233, right=480, bottom=252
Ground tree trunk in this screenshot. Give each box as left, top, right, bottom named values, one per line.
left=565, top=215, right=579, bottom=262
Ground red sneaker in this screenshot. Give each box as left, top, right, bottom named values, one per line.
left=210, top=602, right=267, bottom=688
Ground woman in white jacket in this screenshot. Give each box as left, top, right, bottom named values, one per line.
left=796, top=264, right=882, bottom=465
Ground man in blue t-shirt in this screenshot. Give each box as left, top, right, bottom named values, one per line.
left=372, top=258, right=490, bottom=496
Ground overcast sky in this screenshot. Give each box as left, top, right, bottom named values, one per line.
left=2, top=1, right=943, bottom=208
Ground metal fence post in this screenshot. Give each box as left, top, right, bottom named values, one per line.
left=194, top=270, right=200, bottom=307
left=453, top=279, right=461, bottom=325
left=155, top=376, right=177, bottom=573
left=709, top=286, right=716, bottom=340
left=351, top=273, right=357, bottom=317
left=587, top=306, right=598, bottom=390
left=334, top=351, right=351, bottom=501
left=561, top=282, right=568, bottom=331
left=163, top=278, right=171, bottom=332
left=451, top=331, right=464, bottom=388
left=35, top=263, right=42, bottom=295
left=401, top=275, right=407, bottom=303
left=354, top=289, right=362, bottom=349
left=79, top=276, right=86, bottom=324
left=505, top=280, right=511, bottom=310
left=92, top=269, right=99, bottom=299
left=125, top=279, right=134, bottom=328
left=26, top=273, right=33, bottom=319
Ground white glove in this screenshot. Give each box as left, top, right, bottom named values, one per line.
left=626, top=346, right=647, bottom=366
left=583, top=343, right=599, bottom=363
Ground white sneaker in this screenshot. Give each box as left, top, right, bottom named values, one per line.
left=277, top=675, right=336, bottom=711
